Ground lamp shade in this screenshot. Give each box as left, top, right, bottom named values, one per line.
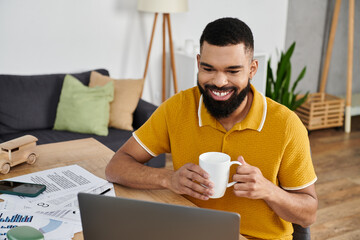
left=137, top=0, right=188, bottom=13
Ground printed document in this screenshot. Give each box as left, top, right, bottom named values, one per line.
left=0, top=165, right=115, bottom=240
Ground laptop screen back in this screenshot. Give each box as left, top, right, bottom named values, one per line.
left=78, top=193, right=240, bottom=240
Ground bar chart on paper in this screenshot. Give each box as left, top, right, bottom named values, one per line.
left=0, top=212, right=64, bottom=240
left=0, top=213, right=33, bottom=223
left=0, top=212, right=35, bottom=238
left=0, top=225, right=18, bottom=229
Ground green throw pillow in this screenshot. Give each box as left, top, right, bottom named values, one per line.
left=53, top=74, right=114, bottom=136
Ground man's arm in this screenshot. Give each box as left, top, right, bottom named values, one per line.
left=232, top=157, right=318, bottom=228
left=105, top=137, right=214, bottom=200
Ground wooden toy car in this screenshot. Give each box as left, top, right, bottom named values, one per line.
left=0, top=135, right=38, bottom=174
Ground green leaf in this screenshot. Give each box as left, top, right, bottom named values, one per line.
left=283, top=62, right=292, bottom=96
left=265, top=41, right=308, bottom=110
left=278, top=63, right=291, bottom=104
left=291, top=67, right=306, bottom=93
left=282, top=91, right=290, bottom=107
left=288, top=92, right=294, bottom=107
left=276, top=43, right=295, bottom=84
left=266, top=60, right=273, bottom=97
left=291, top=92, right=309, bottom=110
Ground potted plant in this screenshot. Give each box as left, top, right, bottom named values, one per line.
left=266, top=42, right=308, bottom=111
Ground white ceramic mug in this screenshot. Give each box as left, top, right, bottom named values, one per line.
left=199, top=152, right=242, bottom=199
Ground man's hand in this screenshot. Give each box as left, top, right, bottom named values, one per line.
left=232, top=156, right=274, bottom=200
left=167, top=163, right=214, bottom=200
left=232, top=156, right=318, bottom=227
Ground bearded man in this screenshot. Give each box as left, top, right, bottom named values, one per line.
left=105, top=17, right=318, bottom=240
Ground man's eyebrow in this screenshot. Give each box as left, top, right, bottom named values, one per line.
left=200, top=62, right=213, bottom=68
left=200, top=62, right=243, bottom=70
left=226, top=65, right=244, bottom=69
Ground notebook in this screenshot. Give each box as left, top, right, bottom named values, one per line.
left=78, top=192, right=240, bottom=240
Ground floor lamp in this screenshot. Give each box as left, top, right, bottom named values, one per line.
left=138, top=0, right=188, bottom=102
left=319, top=0, right=355, bottom=133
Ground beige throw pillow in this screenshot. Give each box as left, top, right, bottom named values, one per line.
left=89, top=71, right=144, bottom=131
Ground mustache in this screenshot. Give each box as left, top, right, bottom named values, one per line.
left=204, top=84, right=237, bottom=92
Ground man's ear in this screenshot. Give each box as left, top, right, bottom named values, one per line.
left=196, top=54, right=201, bottom=69
left=249, top=59, right=258, bottom=79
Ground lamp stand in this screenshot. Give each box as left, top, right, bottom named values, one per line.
left=143, top=13, right=178, bottom=102
left=319, top=0, right=355, bottom=133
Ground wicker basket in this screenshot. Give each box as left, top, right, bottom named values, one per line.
left=295, top=93, right=345, bottom=130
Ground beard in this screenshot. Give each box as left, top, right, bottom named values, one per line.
left=197, top=79, right=251, bottom=119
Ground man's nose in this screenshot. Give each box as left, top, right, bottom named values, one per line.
left=213, top=72, right=228, bottom=87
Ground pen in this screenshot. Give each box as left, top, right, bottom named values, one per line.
left=99, top=188, right=112, bottom=195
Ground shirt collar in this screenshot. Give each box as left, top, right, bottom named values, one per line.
left=198, top=84, right=267, bottom=132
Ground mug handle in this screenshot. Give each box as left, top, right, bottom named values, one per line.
left=227, top=161, right=242, bottom=187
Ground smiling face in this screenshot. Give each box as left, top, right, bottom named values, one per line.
left=197, top=41, right=258, bottom=119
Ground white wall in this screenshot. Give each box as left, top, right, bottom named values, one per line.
left=0, top=0, right=288, bottom=106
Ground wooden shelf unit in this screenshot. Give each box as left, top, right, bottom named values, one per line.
left=295, top=93, right=345, bottom=130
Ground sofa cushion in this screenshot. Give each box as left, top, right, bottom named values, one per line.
left=89, top=71, right=144, bottom=131
left=53, top=75, right=114, bottom=136
left=0, top=69, right=109, bottom=135
left=132, top=99, right=158, bottom=130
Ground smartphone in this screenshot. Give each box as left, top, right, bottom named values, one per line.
left=0, top=180, right=46, bottom=197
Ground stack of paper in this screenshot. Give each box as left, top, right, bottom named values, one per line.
left=0, top=165, right=115, bottom=240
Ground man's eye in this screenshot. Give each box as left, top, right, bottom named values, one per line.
left=228, top=70, right=240, bottom=74
left=203, top=68, right=213, bottom=72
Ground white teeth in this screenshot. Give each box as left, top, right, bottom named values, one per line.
left=212, top=90, right=230, bottom=97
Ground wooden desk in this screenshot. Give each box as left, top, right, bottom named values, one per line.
left=0, top=138, right=246, bottom=240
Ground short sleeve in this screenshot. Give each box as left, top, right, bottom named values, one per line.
left=133, top=99, right=172, bottom=157
left=278, top=113, right=317, bottom=190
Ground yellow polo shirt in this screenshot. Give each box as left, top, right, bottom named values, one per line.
left=134, top=85, right=317, bottom=240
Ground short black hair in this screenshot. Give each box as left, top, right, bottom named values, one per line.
left=199, top=17, right=254, bottom=56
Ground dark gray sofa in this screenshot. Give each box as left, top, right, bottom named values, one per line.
left=0, top=69, right=165, bottom=168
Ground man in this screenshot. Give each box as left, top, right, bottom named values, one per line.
left=106, top=17, right=318, bottom=239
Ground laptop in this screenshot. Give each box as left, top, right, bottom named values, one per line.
left=78, top=192, right=240, bottom=240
